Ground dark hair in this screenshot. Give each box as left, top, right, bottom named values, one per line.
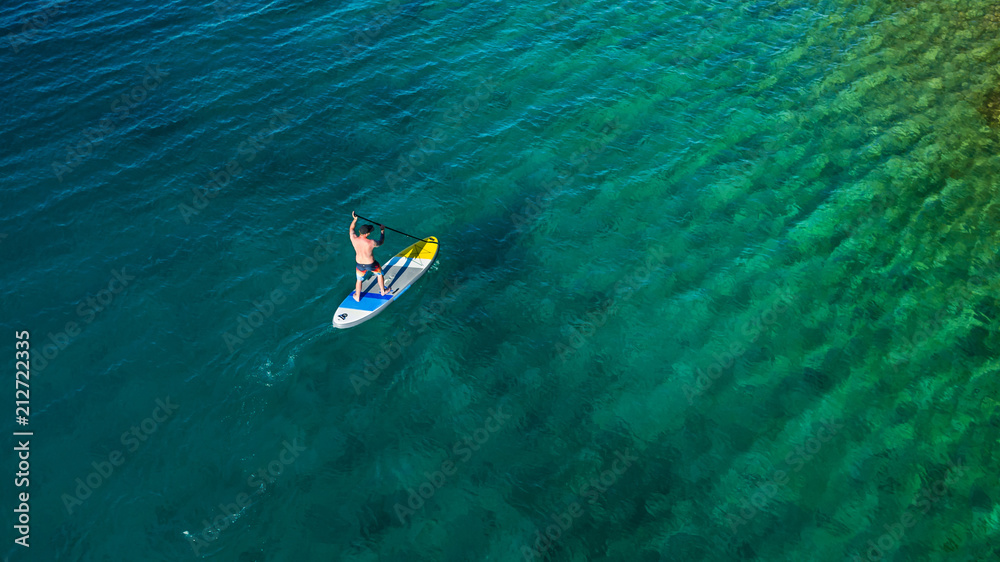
left=359, top=224, right=373, bottom=235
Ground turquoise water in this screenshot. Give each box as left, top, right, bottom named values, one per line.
left=3, top=0, right=1000, bottom=559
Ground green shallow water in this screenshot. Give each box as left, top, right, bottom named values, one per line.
left=3, top=0, right=1000, bottom=559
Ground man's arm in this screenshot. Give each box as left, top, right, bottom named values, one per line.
left=349, top=212, right=358, bottom=239
left=374, top=225, right=385, bottom=246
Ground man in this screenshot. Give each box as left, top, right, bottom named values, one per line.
left=349, top=211, right=387, bottom=301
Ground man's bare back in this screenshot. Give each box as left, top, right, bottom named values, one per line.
left=352, top=234, right=377, bottom=263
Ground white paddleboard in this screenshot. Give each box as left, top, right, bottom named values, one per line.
left=333, top=237, right=439, bottom=329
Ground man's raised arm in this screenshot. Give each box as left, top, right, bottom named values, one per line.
left=349, top=211, right=358, bottom=239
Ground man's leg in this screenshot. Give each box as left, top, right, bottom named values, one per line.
left=372, top=261, right=387, bottom=297
left=354, top=270, right=364, bottom=301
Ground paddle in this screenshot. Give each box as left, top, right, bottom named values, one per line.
left=353, top=212, right=438, bottom=244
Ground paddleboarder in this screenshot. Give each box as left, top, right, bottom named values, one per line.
left=350, top=211, right=387, bottom=301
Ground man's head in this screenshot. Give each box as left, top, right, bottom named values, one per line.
left=359, top=224, right=373, bottom=236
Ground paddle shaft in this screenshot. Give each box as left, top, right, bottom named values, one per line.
left=353, top=213, right=437, bottom=244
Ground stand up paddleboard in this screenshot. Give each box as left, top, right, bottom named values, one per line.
left=333, top=237, right=438, bottom=329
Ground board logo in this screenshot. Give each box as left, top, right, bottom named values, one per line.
left=338, top=313, right=348, bottom=320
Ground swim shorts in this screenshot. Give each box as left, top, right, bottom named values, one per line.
left=356, top=260, right=382, bottom=280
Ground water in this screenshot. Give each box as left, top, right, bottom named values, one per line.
left=2, top=0, right=999, bottom=560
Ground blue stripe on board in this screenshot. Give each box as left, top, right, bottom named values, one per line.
left=339, top=292, right=394, bottom=311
